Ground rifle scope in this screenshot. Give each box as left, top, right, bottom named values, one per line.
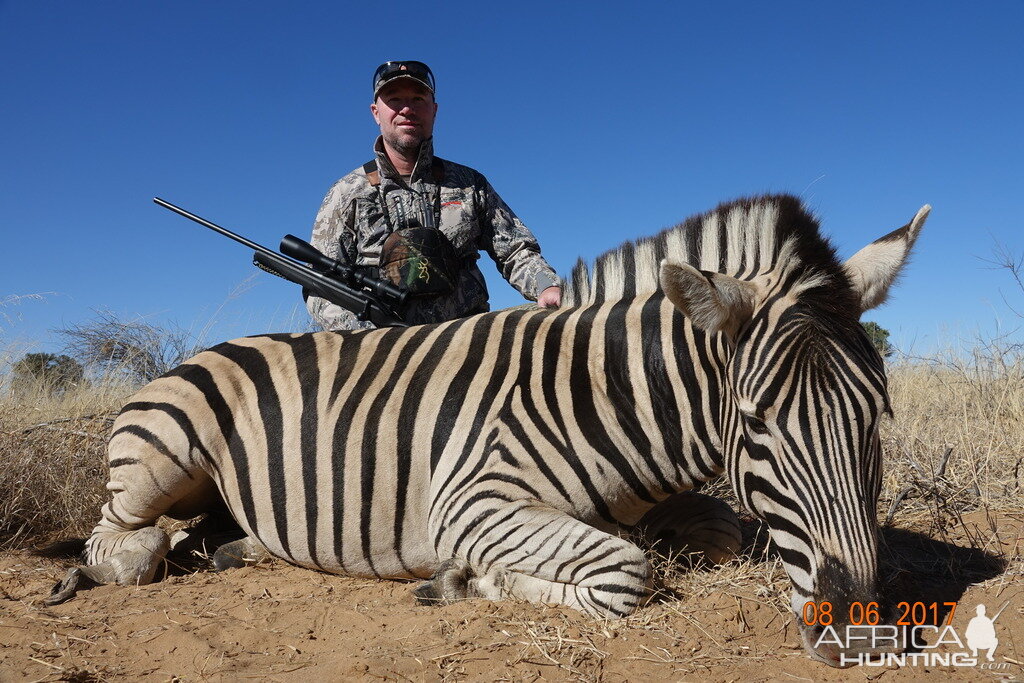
left=280, top=235, right=407, bottom=306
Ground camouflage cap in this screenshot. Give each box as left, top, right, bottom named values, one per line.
left=373, top=60, right=435, bottom=99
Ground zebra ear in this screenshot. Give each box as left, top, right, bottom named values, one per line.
left=660, top=260, right=758, bottom=340
left=843, top=205, right=930, bottom=315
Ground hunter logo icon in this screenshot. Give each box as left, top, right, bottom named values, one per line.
left=965, top=602, right=1004, bottom=662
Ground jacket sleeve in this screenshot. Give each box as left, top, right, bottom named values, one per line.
left=305, top=177, right=374, bottom=331
left=477, top=177, right=560, bottom=300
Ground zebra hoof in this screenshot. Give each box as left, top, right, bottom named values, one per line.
left=45, top=567, right=93, bottom=605
left=413, top=558, right=473, bottom=605
left=212, top=537, right=269, bottom=571
left=412, top=580, right=444, bottom=604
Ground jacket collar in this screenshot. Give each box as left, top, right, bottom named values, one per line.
left=373, top=136, right=435, bottom=183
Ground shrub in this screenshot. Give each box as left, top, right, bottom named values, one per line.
left=10, top=353, right=85, bottom=397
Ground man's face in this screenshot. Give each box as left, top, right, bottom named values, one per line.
left=371, top=80, right=437, bottom=155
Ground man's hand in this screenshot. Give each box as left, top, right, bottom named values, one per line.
left=537, top=286, right=561, bottom=308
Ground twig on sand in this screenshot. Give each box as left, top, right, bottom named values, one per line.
left=885, top=446, right=955, bottom=525
left=27, top=656, right=64, bottom=671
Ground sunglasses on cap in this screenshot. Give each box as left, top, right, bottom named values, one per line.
left=373, top=60, right=435, bottom=97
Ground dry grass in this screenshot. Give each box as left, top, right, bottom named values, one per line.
left=0, top=375, right=134, bottom=550
left=880, top=345, right=1024, bottom=533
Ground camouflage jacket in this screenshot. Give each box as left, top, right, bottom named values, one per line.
left=307, top=137, right=559, bottom=330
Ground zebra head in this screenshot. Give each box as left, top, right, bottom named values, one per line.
left=660, top=204, right=929, bottom=667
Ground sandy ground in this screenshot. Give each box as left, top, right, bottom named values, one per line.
left=1, top=511, right=1021, bottom=682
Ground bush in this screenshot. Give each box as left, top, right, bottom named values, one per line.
left=10, top=353, right=85, bottom=397
left=861, top=321, right=895, bottom=358
left=57, top=309, right=203, bottom=383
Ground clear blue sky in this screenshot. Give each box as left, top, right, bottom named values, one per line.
left=2, top=1, right=1022, bottom=358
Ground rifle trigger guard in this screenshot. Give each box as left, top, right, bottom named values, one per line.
left=358, top=299, right=373, bottom=322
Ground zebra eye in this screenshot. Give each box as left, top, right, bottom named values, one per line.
left=745, top=415, right=771, bottom=436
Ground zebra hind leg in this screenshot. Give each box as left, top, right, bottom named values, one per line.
left=48, top=522, right=263, bottom=604
left=164, top=512, right=255, bottom=571
left=211, top=536, right=271, bottom=571
left=46, top=526, right=170, bottom=605
left=46, top=417, right=216, bottom=605
left=633, top=491, right=742, bottom=565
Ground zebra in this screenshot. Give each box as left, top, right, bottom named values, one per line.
left=46, top=194, right=928, bottom=668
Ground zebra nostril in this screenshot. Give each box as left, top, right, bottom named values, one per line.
left=816, top=554, right=857, bottom=597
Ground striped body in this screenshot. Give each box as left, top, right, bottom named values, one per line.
left=101, top=296, right=726, bottom=579
left=70, top=194, right=929, bottom=667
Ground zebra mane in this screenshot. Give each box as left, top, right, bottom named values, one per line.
left=562, top=194, right=850, bottom=308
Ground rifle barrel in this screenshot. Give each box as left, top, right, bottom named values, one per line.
left=154, top=196, right=408, bottom=327
left=153, top=197, right=280, bottom=260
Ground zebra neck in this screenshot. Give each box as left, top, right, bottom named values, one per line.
left=579, top=296, right=728, bottom=496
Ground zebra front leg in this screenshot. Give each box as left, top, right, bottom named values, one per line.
left=428, top=501, right=653, bottom=618
left=633, top=491, right=742, bottom=564
left=412, top=557, right=475, bottom=604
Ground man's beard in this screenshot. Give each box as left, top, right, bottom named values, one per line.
left=384, top=130, right=423, bottom=156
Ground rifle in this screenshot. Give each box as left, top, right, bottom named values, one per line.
left=153, top=198, right=408, bottom=328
